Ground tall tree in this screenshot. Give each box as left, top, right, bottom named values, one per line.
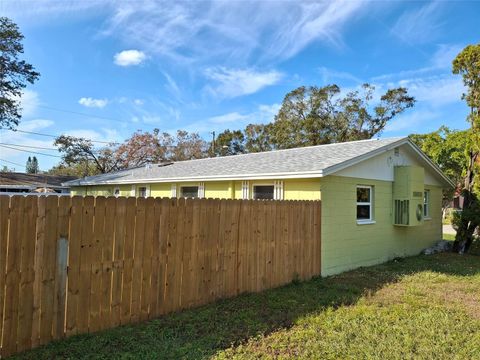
left=409, top=126, right=469, bottom=188
left=0, top=17, right=40, bottom=129
left=31, top=156, right=39, bottom=173
left=25, top=156, right=32, bottom=173
left=244, top=123, right=274, bottom=153
left=451, top=44, right=480, bottom=253
left=272, top=84, right=415, bottom=148
left=214, top=129, right=245, bottom=156
left=115, top=129, right=173, bottom=168
left=54, top=135, right=119, bottom=175
left=171, top=130, right=208, bottom=161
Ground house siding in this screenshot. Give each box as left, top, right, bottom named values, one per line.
left=320, top=175, right=442, bottom=276
left=70, top=178, right=323, bottom=200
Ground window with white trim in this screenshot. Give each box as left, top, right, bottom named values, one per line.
left=356, top=185, right=373, bottom=222
left=138, top=186, right=147, bottom=198
left=253, top=185, right=274, bottom=200
left=180, top=186, right=199, bottom=198
left=424, top=190, right=430, bottom=218
left=114, top=187, right=120, bottom=197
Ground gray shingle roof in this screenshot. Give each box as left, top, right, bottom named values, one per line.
left=65, top=137, right=415, bottom=186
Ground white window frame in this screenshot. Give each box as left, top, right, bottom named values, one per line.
left=171, top=183, right=177, bottom=198
left=114, top=186, right=120, bottom=197
left=356, top=185, right=375, bottom=224
left=424, top=189, right=431, bottom=219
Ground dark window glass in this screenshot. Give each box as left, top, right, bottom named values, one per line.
left=357, top=187, right=370, bottom=202
left=181, top=186, right=199, bottom=198
left=253, top=185, right=274, bottom=200
left=138, top=187, right=147, bottom=197
left=357, top=205, right=371, bottom=220
left=423, top=191, right=429, bottom=217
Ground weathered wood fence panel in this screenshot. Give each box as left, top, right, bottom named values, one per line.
left=0, top=195, right=321, bottom=357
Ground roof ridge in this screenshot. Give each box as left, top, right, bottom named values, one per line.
left=148, top=136, right=407, bottom=167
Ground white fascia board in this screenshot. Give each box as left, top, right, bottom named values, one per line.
left=68, top=170, right=324, bottom=186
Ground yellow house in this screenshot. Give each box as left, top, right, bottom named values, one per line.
left=64, top=137, right=453, bottom=276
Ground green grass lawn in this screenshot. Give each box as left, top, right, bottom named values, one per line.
left=13, top=251, right=480, bottom=359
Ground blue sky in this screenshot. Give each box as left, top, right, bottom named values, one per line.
left=0, top=0, right=478, bottom=171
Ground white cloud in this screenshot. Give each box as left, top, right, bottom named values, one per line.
left=209, top=112, right=249, bottom=124
left=103, top=0, right=365, bottom=64
left=177, top=103, right=280, bottom=134
left=204, top=67, right=283, bottom=98
left=6, top=1, right=368, bottom=65
left=114, top=50, right=147, bottom=66
left=430, top=44, right=463, bottom=69
left=133, top=99, right=144, bottom=106
left=78, top=97, right=108, bottom=108
left=384, top=109, right=440, bottom=133
left=67, top=128, right=120, bottom=143
left=391, top=2, right=445, bottom=44
left=20, top=90, right=40, bottom=117
left=318, top=67, right=363, bottom=85
left=398, top=75, right=464, bottom=107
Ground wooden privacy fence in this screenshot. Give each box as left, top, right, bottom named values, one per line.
left=0, top=195, right=321, bottom=357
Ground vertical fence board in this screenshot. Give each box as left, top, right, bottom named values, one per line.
left=140, top=197, right=155, bottom=320
left=2, top=196, right=24, bottom=356
left=17, top=196, right=38, bottom=352
left=111, top=197, right=126, bottom=327
left=77, top=196, right=94, bottom=334
left=66, top=196, right=83, bottom=336
left=130, top=197, right=145, bottom=322
left=89, top=197, right=106, bottom=332
left=121, top=197, right=136, bottom=324
left=0, top=196, right=10, bottom=354
left=54, top=196, right=70, bottom=339
left=99, top=197, right=115, bottom=330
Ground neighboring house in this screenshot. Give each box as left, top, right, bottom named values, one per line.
left=0, top=172, right=77, bottom=195
left=65, top=137, right=453, bottom=276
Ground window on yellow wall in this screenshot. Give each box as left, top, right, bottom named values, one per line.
left=138, top=187, right=147, bottom=198
left=114, top=187, right=120, bottom=197
left=424, top=190, right=430, bottom=218
left=253, top=185, right=274, bottom=200
left=356, top=185, right=374, bottom=223
left=180, top=186, right=199, bottom=198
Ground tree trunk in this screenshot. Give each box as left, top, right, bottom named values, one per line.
left=453, top=150, right=479, bottom=253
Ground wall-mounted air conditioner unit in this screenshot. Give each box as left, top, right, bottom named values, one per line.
left=393, top=166, right=424, bottom=226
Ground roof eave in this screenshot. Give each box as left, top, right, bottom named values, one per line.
left=67, top=170, right=325, bottom=186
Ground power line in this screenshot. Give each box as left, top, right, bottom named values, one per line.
left=0, top=158, right=26, bottom=168
left=0, top=144, right=63, bottom=158
left=2, top=129, right=119, bottom=144
left=38, top=105, right=134, bottom=126
left=0, top=142, right=59, bottom=151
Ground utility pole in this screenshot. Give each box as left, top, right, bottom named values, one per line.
left=211, top=131, right=215, bottom=156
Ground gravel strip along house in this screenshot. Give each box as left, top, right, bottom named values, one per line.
left=65, top=137, right=453, bottom=276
